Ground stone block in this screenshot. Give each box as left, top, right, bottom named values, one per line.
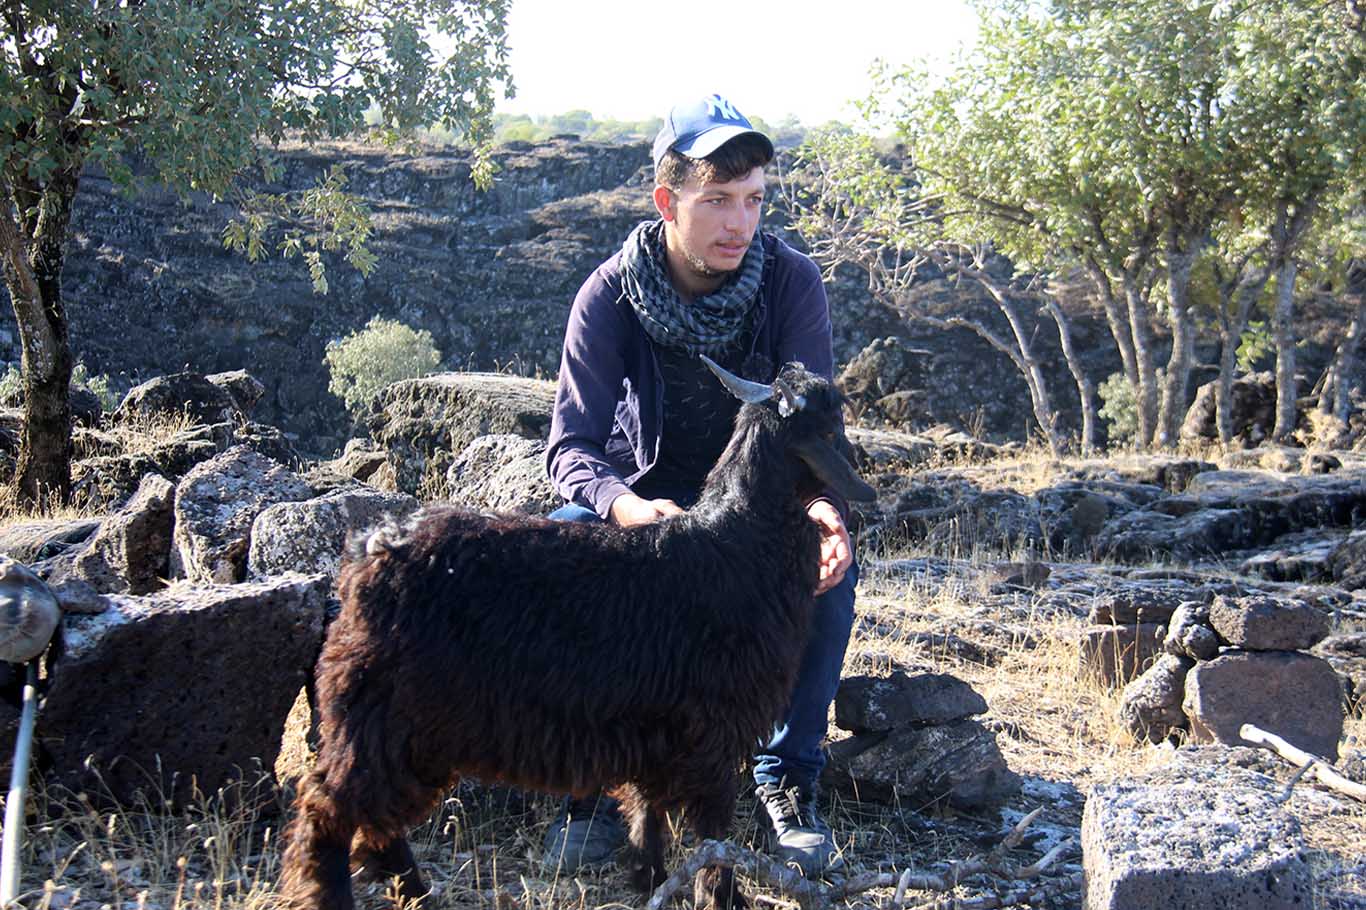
left=834, top=671, right=988, bottom=733
left=1118, top=653, right=1194, bottom=744
left=823, top=718, right=1019, bottom=810
left=1208, top=594, right=1330, bottom=651
left=1083, top=759, right=1311, bottom=909
left=170, top=446, right=312, bottom=584
left=1161, top=601, right=1220, bottom=661
left=40, top=574, right=327, bottom=807
left=1183, top=651, right=1344, bottom=760
left=248, top=488, right=418, bottom=580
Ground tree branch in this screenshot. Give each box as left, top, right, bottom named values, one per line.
left=1241, top=723, right=1366, bottom=802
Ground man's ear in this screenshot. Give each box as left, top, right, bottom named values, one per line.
left=652, top=184, right=676, bottom=222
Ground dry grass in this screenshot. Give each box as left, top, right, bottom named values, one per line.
left=95, top=410, right=202, bottom=460
left=2, top=534, right=1363, bottom=909
left=0, top=486, right=100, bottom=528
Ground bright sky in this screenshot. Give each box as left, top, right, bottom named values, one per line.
left=496, top=1, right=980, bottom=126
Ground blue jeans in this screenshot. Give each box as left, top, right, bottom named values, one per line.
left=548, top=501, right=858, bottom=790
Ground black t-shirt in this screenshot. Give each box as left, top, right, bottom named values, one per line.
left=631, top=332, right=751, bottom=505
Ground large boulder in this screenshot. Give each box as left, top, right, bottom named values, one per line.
left=1083, top=749, right=1312, bottom=910
left=57, top=473, right=175, bottom=595
left=0, top=518, right=101, bottom=562
left=444, top=434, right=559, bottom=515
left=1178, top=372, right=1278, bottom=446
left=836, top=337, right=930, bottom=429
left=824, top=718, right=1020, bottom=809
left=1182, top=651, right=1345, bottom=759
left=170, top=447, right=313, bottom=584
left=71, top=420, right=303, bottom=510
left=367, top=372, right=556, bottom=497
left=1095, top=468, right=1366, bottom=563
left=834, top=672, right=987, bottom=733
left=40, top=573, right=328, bottom=807
left=206, top=370, right=266, bottom=417
left=114, top=371, right=244, bottom=426
left=248, top=487, right=420, bottom=580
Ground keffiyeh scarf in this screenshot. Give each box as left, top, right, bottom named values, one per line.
left=618, top=219, right=765, bottom=357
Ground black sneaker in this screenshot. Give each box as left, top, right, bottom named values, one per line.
left=755, top=782, right=845, bottom=876
left=542, top=793, right=626, bottom=872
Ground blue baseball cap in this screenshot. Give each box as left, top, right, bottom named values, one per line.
left=652, top=94, right=774, bottom=171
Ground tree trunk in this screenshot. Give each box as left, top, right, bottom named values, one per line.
left=1123, top=279, right=1160, bottom=449
left=1043, top=295, right=1096, bottom=453
left=1214, top=269, right=1272, bottom=446
left=1159, top=245, right=1199, bottom=448
left=1086, top=258, right=1138, bottom=388
left=969, top=271, right=1062, bottom=456
left=1, top=168, right=81, bottom=505
left=1317, top=293, right=1366, bottom=439
left=1272, top=257, right=1299, bottom=442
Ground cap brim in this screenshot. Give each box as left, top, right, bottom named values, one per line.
left=672, top=125, right=773, bottom=161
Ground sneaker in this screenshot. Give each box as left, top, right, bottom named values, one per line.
left=756, top=782, right=845, bottom=876
left=542, top=793, right=626, bottom=872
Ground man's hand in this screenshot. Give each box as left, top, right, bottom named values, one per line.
left=609, top=492, right=684, bottom=527
left=808, top=499, right=852, bottom=595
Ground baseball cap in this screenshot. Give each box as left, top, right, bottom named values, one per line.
left=652, top=94, right=775, bottom=171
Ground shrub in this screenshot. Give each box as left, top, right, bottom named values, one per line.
left=325, top=317, right=442, bottom=418
left=1098, top=372, right=1138, bottom=448
left=0, top=361, right=119, bottom=412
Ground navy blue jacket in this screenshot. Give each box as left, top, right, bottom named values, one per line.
left=546, top=232, right=835, bottom=519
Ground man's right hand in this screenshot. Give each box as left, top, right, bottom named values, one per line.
left=609, top=492, right=684, bottom=527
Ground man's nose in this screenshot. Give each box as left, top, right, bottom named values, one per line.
left=723, top=201, right=744, bottom=232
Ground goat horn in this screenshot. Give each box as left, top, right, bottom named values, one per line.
left=773, top=377, right=806, bottom=417
left=699, top=354, right=776, bottom=404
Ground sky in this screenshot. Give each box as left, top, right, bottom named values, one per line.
left=494, top=1, right=980, bottom=126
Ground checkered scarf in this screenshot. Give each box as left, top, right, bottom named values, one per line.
left=618, top=219, right=764, bottom=357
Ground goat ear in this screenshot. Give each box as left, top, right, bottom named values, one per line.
left=700, top=354, right=776, bottom=404
left=792, top=437, right=877, bottom=502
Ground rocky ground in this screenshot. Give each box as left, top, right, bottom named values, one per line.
left=0, top=369, right=1362, bottom=910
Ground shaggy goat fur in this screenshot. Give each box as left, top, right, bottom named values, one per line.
left=278, top=364, right=872, bottom=910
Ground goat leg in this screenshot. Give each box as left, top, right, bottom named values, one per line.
left=615, top=783, right=668, bottom=892
left=687, top=786, right=746, bottom=910
left=278, top=770, right=359, bottom=910
left=353, top=828, right=428, bottom=902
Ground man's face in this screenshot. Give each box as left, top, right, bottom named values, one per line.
left=655, top=166, right=766, bottom=284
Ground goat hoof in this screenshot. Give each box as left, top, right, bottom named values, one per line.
left=629, top=863, right=667, bottom=893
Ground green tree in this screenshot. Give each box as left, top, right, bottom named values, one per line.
left=1, top=0, right=512, bottom=504
left=325, top=317, right=442, bottom=419
left=797, top=0, right=1364, bottom=452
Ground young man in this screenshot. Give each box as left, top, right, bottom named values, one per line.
left=542, top=94, right=857, bottom=876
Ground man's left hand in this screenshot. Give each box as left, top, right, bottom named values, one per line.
left=807, top=500, right=852, bottom=595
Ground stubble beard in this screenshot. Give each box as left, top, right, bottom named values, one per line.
left=681, top=243, right=728, bottom=280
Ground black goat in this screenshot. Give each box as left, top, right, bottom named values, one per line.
left=278, top=360, right=875, bottom=910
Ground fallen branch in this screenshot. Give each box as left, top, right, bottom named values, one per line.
left=1240, top=723, right=1366, bottom=803
left=648, top=808, right=1072, bottom=910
